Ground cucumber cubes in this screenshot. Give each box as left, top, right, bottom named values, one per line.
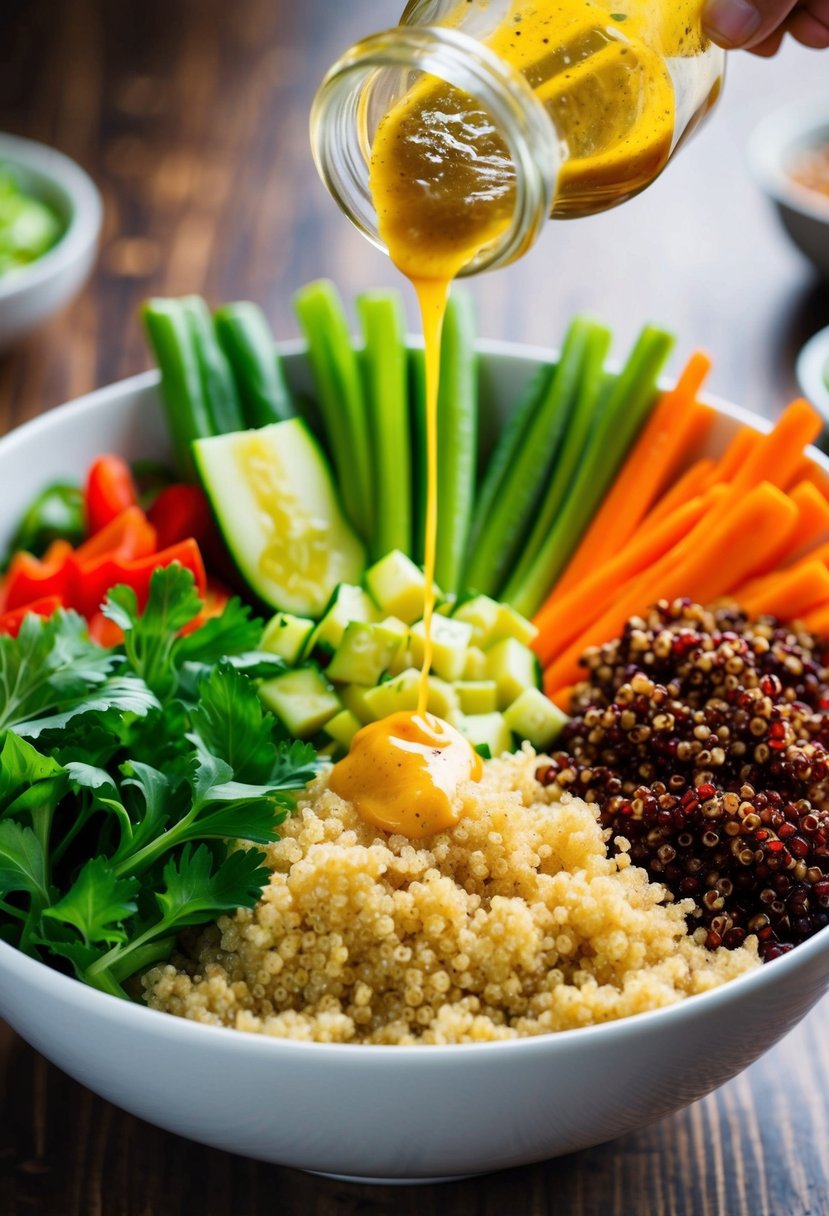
left=258, top=549, right=569, bottom=753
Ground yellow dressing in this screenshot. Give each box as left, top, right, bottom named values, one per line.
left=328, top=711, right=483, bottom=839
left=331, top=0, right=716, bottom=837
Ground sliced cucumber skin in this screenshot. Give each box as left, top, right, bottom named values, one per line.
left=194, top=419, right=365, bottom=618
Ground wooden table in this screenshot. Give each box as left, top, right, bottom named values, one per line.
left=1, top=3, right=828, bottom=1212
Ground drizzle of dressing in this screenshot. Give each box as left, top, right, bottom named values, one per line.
left=328, top=711, right=483, bottom=839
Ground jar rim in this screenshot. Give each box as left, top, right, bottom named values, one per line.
left=309, top=26, right=561, bottom=275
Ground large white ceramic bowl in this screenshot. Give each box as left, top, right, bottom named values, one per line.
left=748, top=100, right=829, bottom=280
left=0, top=133, right=102, bottom=348
left=1, top=347, right=829, bottom=1185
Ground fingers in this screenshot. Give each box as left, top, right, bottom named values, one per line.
left=747, top=28, right=787, bottom=52
left=788, top=0, right=829, bottom=45
left=702, top=0, right=798, bottom=47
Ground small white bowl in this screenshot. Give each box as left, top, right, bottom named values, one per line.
left=748, top=100, right=829, bottom=279
left=0, top=133, right=103, bottom=348
left=797, top=325, right=829, bottom=420
left=1, top=349, right=829, bottom=1184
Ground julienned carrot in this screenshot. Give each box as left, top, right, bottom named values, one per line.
left=637, top=457, right=717, bottom=530
left=543, top=482, right=798, bottom=693
left=782, top=481, right=829, bottom=558
left=533, top=492, right=715, bottom=666
left=714, top=425, right=762, bottom=482
left=553, top=351, right=714, bottom=595
left=729, top=399, right=822, bottom=494
left=736, top=559, right=829, bottom=620
left=790, top=458, right=829, bottom=501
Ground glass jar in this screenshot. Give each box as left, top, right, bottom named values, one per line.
left=310, top=0, right=726, bottom=276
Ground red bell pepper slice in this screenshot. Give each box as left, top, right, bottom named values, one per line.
left=85, top=455, right=140, bottom=534
left=71, top=539, right=207, bottom=619
left=3, top=540, right=74, bottom=612
left=73, top=505, right=157, bottom=567
left=87, top=611, right=125, bottom=648
left=0, top=595, right=65, bottom=637
left=147, top=483, right=217, bottom=550
left=179, top=576, right=231, bottom=636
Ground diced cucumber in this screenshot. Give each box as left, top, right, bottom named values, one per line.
left=194, top=419, right=365, bottom=617
left=454, top=712, right=513, bottom=758
left=452, top=595, right=502, bottom=647
left=305, top=583, right=379, bottom=656
left=258, top=666, right=341, bottom=737
left=326, top=620, right=406, bottom=686
left=324, top=708, right=363, bottom=749
left=340, top=683, right=376, bottom=725
left=364, top=550, right=435, bottom=625
left=504, top=688, right=569, bottom=751
left=261, top=612, right=315, bottom=665
left=362, top=668, right=459, bottom=720
left=463, top=646, right=489, bottom=680
left=486, top=638, right=541, bottom=709
left=409, top=615, right=473, bottom=683
left=456, top=680, right=499, bottom=715
left=490, top=603, right=539, bottom=648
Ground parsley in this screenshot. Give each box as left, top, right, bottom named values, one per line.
left=0, top=566, right=321, bottom=999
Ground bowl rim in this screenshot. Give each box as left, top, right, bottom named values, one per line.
left=797, top=324, right=829, bottom=417
left=0, top=131, right=103, bottom=304
left=747, top=97, right=829, bottom=226
left=1, top=347, right=828, bottom=1062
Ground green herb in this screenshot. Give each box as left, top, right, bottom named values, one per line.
left=0, top=168, right=63, bottom=278
left=0, top=565, right=321, bottom=999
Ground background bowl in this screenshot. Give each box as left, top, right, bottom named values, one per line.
left=2, top=347, right=829, bottom=1184
left=0, top=132, right=102, bottom=348
left=748, top=100, right=829, bottom=280
left=797, top=324, right=829, bottom=424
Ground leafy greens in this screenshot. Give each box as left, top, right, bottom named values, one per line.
left=0, top=566, right=319, bottom=999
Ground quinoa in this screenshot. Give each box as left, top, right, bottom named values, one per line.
left=143, top=747, right=759, bottom=1044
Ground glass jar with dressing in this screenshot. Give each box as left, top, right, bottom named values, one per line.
left=310, top=0, right=726, bottom=279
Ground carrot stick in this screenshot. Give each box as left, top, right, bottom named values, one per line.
left=639, top=458, right=718, bottom=529
left=737, top=559, right=829, bottom=620
left=729, top=399, right=823, bottom=494
left=532, top=492, right=716, bottom=665
left=553, top=353, right=714, bottom=594
left=714, top=426, right=762, bottom=482
left=783, top=481, right=829, bottom=558
left=789, top=458, right=829, bottom=501
left=543, top=482, right=798, bottom=691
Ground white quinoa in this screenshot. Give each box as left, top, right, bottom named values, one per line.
left=143, top=748, right=760, bottom=1043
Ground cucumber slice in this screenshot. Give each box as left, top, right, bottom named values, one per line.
left=194, top=419, right=365, bottom=617
left=324, top=708, right=363, bottom=750
left=364, top=550, right=435, bottom=625
left=456, top=680, right=499, bottom=715
left=463, top=646, right=489, bottom=681
left=261, top=613, right=315, bottom=665
left=452, top=594, right=502, bottom=647
left=454, top=712, right=513, bottom=758
left=490, top=603, right=539, bottom=648
left=504, top=688, right=569, bottom=751
left=362, top=668, right=460, bottom=720
left=258, top=666, right=341, bottom=737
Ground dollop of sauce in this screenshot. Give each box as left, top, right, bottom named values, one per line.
left=329, top=711, right=483, bottom=839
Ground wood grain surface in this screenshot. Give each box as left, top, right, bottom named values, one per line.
left=1, top=2, right=829, bottom=1212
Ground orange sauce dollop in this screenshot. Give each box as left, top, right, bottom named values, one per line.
left=329, top=711, right=483, bottom=839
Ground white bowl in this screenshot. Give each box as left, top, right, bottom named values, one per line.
left=748, top=100, right=829, bottom=279
left=0, top=133, right=103, bottom=348
left=1, top=348, right=829, bottom=1185
left=797, top=325, right=829, bottom=421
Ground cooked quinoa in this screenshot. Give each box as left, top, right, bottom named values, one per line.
left=143, top=748, right=760, bottom=1043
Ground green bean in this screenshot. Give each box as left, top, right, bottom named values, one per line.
left=180, top=296, right=245, bottom=436
left=142, top=299, right=214, bottom=478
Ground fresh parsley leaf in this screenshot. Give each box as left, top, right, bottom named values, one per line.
left=0, top=732, right=66, bottom=818
left=0, top=611, right=119, bottom=733
left=155, top=843, right=270, bottom=928
left=189, top=665, right=278, bottom=783
left=175, top=597, right=265, bottom=664
left=42, top=857, right=139, bottom=945
left=14, top=676, right=159, bottom=739
left=105, top=565, right=203, bottom=700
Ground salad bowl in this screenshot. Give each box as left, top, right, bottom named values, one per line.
left=1, top=346, right=829, bottom=1184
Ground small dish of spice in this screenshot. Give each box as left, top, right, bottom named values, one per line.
left=748, top=101, right=829, bottom=281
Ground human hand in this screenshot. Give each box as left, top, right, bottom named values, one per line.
left=702, top=0, right=829, bottom=54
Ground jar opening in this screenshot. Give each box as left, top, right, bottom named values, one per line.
left=310, top=27, right=561, bottom=275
